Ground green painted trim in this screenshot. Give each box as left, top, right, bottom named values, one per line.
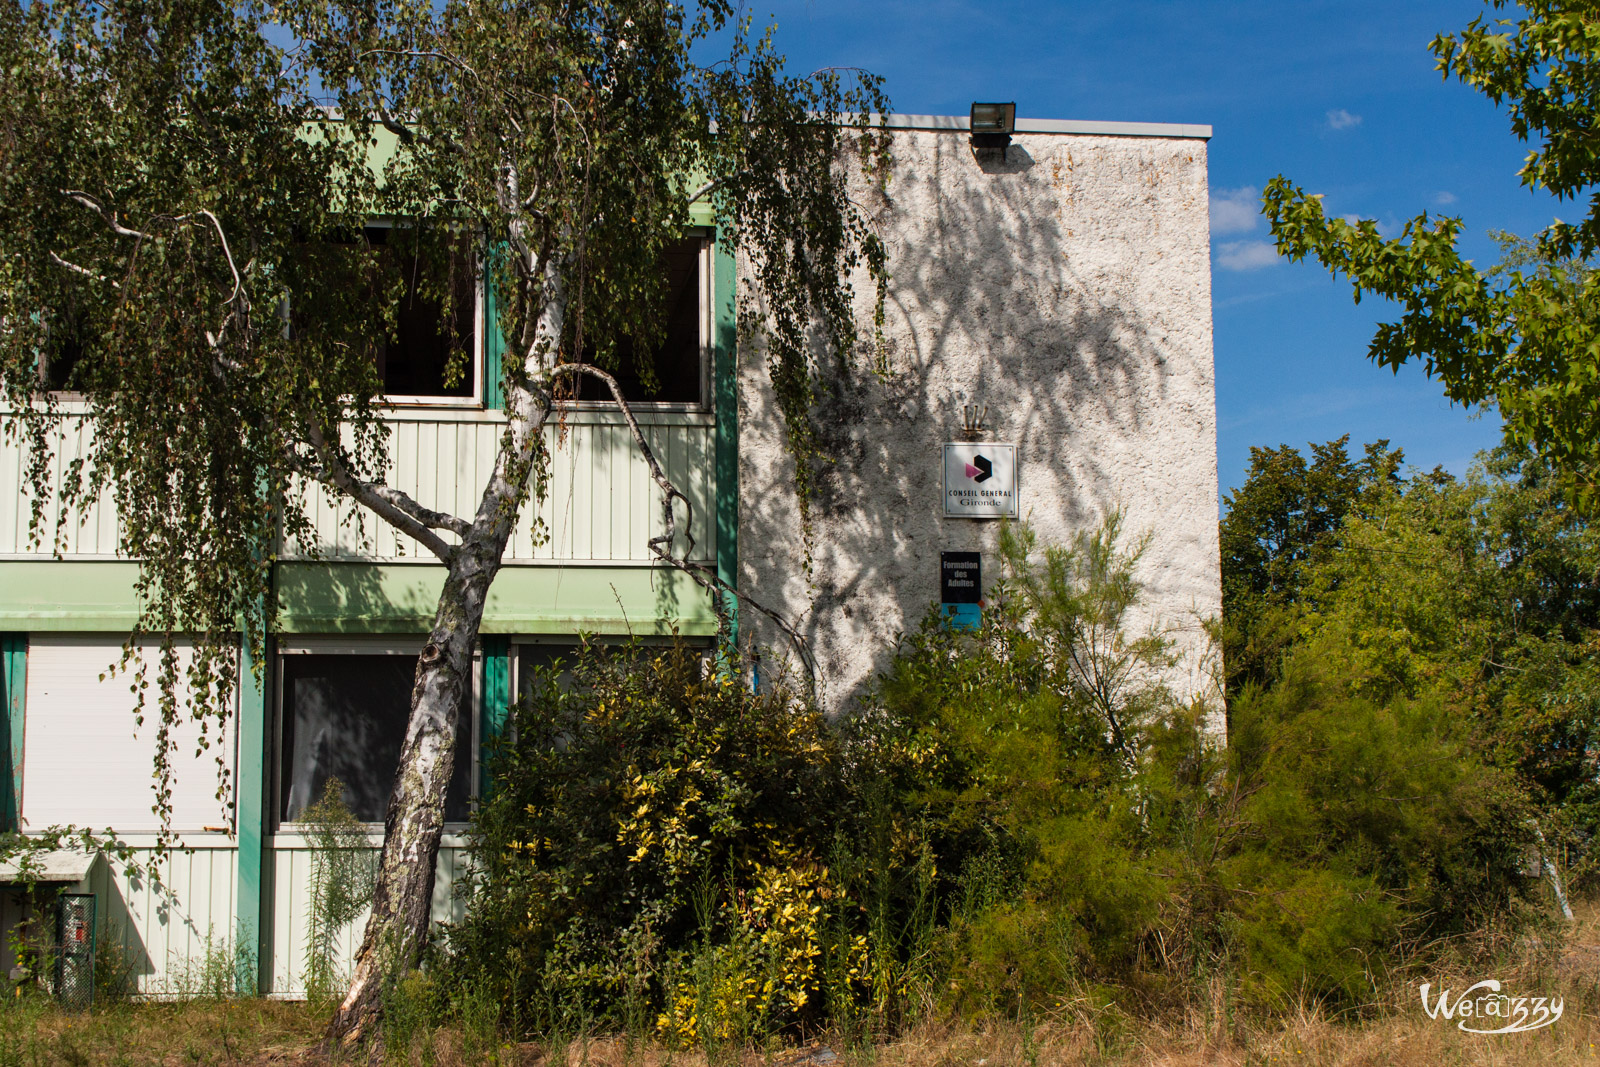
left=235, top=636, right=268, bottom=995
left=479, top=636, right=511, bottom=797
left=0, top=562, right=143, bottom=628
left=483, top=246, right=505, bottom=410
left=1, top=634, right=25, bottom=832
left=713, top=235, right=739, bottom=646
left=274, top=562, right=717, bottom=635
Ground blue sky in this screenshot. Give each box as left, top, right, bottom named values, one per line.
left=739, top=0, right=1563, bottom=497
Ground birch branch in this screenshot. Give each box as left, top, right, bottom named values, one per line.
left=300, top=419, right=468, bottom=562
left=49, top=251, right=119, bottom=289
left=546, top=362, right=819, bottom=693
left=62, top=190, right=153, bottom=239
left=193, top=209, right=242, bottom=304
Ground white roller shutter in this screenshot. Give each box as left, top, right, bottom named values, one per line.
left=22, top=635, right=235, bottom=833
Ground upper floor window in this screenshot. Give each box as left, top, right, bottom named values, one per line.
left=37, top=297, right=91, bottom=395
left=564, top=235, right=708, bottom=407
left=293, top=223, right=481, bottom=406
left=362, top=225, right=480, bottom=404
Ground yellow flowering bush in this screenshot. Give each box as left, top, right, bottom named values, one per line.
left=444, top=638, right=851, bottom=1034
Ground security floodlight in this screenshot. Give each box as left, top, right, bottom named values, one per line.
left=969, top=102, right=1015, bottom=150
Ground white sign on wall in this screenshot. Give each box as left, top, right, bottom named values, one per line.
left=943, top=442, right=1018, bottom=519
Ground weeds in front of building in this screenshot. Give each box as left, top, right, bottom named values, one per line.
left=0, top=509, right=1585, bottom=1063
left=431, top=512, right=1549, bottom=1055
left=301, top=778, right=379, bottom=1004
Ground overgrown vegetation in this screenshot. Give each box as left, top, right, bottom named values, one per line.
left=0, top=459, right=1591, bottom=1059
left=437, top=502, right=1551, bottom=1051
left=301, top=779, right=377, bottom=1003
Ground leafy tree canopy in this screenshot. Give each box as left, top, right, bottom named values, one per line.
left=1218, top=435, right=1401, bottom=692
left=1222, top=438, right=1600, bottom=878
left=1264, top=0, right=1600, bottom=509
left=0, top=0, right=886, bottom=814
left=0, top=0, right=889, bottom=1039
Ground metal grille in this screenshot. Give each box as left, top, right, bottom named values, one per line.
left=55, top=894, right=95, bottom=1011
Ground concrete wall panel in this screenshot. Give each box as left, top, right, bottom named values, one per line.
left=738, top=130, right=1222, bottom=716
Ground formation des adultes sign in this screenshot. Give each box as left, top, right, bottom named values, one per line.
left=943, top=443, right=1018, bottom=519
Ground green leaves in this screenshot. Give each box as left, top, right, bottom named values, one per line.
left=0, top=0, right=890, bottom=848
left=1265, top=1, right=1600, bottom=510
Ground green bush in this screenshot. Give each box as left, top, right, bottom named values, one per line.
left=445, top=639, right=850, bottom=1038
left=446, top=515, right=1542, bottom=1038
left=1222, top=652, right=1534, bottom=1006
left=848, top=517, right=1536, bottom=1015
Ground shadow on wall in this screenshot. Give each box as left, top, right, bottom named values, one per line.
left=741, top=131, right=1210, bottom=710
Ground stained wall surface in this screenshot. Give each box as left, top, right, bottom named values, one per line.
left=738, top=126, right=1222, bottom=717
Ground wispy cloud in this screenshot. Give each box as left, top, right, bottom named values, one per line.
left=1326, top=108, right=1362, bottom=130
left=1215, top=240, right=1280, bottom=271
left=1219, top=384, right=1400, bottom=433
left=1433, top=190, right=1458, bottom=206
left=1209, top=186, right=1261, bottom=236
left=1340, top=213, right=1399, bottom=237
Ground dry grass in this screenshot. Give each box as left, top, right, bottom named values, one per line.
left=6, top=997, right=1600, bottom=1067
left=10, top=902, right=1600, bottom=1067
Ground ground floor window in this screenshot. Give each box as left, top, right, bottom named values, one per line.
left=21, top=634, right=234, bottom=834
left=511, top=636, right=713, bottom=703
left=278, top=647, right=473, bottom=825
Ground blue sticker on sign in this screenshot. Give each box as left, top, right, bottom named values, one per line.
left=940, top=602, right=981, bottom=632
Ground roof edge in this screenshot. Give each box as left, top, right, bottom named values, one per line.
left=872, top=113, right=1212, bottom=140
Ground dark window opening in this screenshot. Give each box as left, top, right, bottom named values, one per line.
left=514, top=639, right=713, bottom=703
left=40, top=301, right=91, bottom=393
left=567, top=239, right=704, bottom=405
left=365, top=227, right=477, bottom=399
left=280, top=654, right=472, bottom=824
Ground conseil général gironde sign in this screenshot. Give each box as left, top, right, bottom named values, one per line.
left=943, top=443, right=1018, bottom=519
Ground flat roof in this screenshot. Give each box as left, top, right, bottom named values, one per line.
left=874, top=113, right=1212, bottom=141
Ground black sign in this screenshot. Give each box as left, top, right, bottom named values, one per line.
left=940, top=551, right=981, bottom=605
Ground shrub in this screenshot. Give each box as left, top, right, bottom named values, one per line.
left=447, top=515, right=1543, bottom=1038
left=445, top=639, right=849, bottom=1036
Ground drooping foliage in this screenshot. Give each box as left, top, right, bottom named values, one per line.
left=0, top=0, right=889, bottom=840
left=1264, top=0, right=1600, bottom=510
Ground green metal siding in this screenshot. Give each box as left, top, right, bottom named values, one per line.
left=479, top=636, right=511, bottom=796
left=274, top=561, right=717, bottom=635
left=235, top=637, right=268, bottom=994
left=713, top=236, right=739, bottom=643
left=1, top=634, right=23, bottom=831
left=0, top=562, right=143, bottom=629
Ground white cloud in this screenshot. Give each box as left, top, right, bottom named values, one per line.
left=1209, top=185, right=1261, bottom=236
left=1339, top=213, right=1399, bottom=237
left=1326, top=108, right=1362, bottom=130
left=1215, top=240, right=1280, bottom=271
left=1433, top=190, right=1458, bottom=206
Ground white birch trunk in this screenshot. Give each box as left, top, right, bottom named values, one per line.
left=326, top=263, right=564, bottom=1047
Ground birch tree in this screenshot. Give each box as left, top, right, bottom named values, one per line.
left=0, top=0, right=888, bottom=1044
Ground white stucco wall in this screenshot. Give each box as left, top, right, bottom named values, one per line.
left=737, top=125, right=1222, bottom=718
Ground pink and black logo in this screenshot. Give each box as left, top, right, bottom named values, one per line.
left=964, top=454, right=994, bottom=483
